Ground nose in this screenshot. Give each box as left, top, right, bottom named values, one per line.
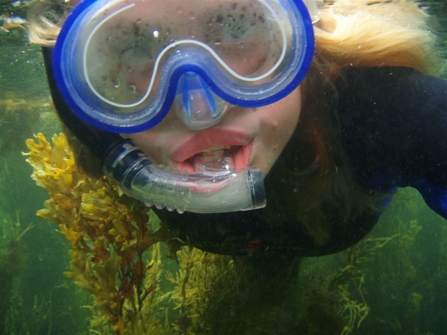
left=174, top=72, right=230, bottom=130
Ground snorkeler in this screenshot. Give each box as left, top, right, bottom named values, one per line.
left=29, top=0, right=447, bottom=257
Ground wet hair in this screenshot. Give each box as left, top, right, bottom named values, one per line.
left=315, top=0, right=438, bottom=73
left=28, top=0, right=440, bottom=243
left=27, top=0, right=73, bottom=47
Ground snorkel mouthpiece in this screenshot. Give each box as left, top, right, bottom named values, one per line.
left=103, top=141, right=266, bottom=213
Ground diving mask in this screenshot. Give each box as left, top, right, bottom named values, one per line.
left=53, top=0, right=315, bottom=133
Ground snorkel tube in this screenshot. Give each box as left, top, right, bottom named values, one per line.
left=103, top=141, right=266, bottom=213
left=43, top=48, right=266, bottom=214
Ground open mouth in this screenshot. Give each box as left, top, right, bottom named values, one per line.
left=188, top=146, right=238, bottom=171
left=171, top=128, right=254, bottom=174
left=175, top=144, right=251, bottom=173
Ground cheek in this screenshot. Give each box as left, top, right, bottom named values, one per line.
left=124, top=131, right=166, bottom=160
left=252, top=88, right=301, bottom=175
left=269, top=91, right=301, bottom=136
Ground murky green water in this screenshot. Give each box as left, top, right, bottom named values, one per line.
left=1, top=1, right=446, bottom=334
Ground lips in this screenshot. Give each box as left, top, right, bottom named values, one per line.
left=172, top=128, right=253, bottom=173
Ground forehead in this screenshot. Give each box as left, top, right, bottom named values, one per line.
left=130, top=0, right=258, bottom=10
left=101, top=0, right=267, bottom=20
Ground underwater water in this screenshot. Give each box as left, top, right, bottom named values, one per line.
left=1, top=1, right=447, bottom=335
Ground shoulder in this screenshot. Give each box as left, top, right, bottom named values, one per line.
left=336, top=67, right=447, bottom=219
left=337, top=67, right=447, bottom=112
left=337, top=67, right=447, bottom=146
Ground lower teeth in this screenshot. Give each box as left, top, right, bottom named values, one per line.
left=193, top=148, right=235, bottom=171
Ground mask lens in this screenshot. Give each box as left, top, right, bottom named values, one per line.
left=84, top=0, right=284, bottom=103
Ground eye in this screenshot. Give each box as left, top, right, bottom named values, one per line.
left=203, top=4, right=268, bottom=45
left=88, top=19, right=171, bottom=103
left=229, top=14, right=254, bottom=40
left=210, top=13, right=250, bottom=41
left=117, top=21, right=167, bottom=61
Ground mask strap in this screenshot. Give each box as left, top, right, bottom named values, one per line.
left=303, top=0, right=324, bottom=23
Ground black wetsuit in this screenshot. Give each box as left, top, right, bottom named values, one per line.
left=154, top=67, right=447, bottom=256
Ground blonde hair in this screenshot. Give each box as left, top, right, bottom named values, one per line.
left=315, top=0, right=438, bottom=73
left=27, top=0, right=75, bottom=47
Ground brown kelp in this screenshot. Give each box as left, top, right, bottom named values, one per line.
left=24, top=133, right=179, bottom=334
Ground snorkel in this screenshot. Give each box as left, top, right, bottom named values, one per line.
left=103, top=141, right=266, bottom=213
left=44, top=0, right=317, bottom=214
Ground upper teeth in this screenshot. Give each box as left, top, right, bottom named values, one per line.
left=202, top=146, right=229, bottom=153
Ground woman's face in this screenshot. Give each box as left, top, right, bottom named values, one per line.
left=63, top=0, right=305, bottom=178
left=126, top=87, right=302, bottom=178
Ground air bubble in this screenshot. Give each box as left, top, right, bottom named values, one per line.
left=213, top=36, right=223, bottom=45
left=215, top=14, right=224, bottom=26
left=112, top=78, right=120, bottom=88
left=128, top=84, right=136, bottom=93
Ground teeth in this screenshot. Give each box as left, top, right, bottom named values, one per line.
left=202, top=146, right=229, bottom=153
left=193, top=147, right=236, bottom=171
left=202, top=148, right=226, bottom=163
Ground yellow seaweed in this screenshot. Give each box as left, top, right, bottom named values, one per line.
left=24, top=133, right=174, bottom=334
